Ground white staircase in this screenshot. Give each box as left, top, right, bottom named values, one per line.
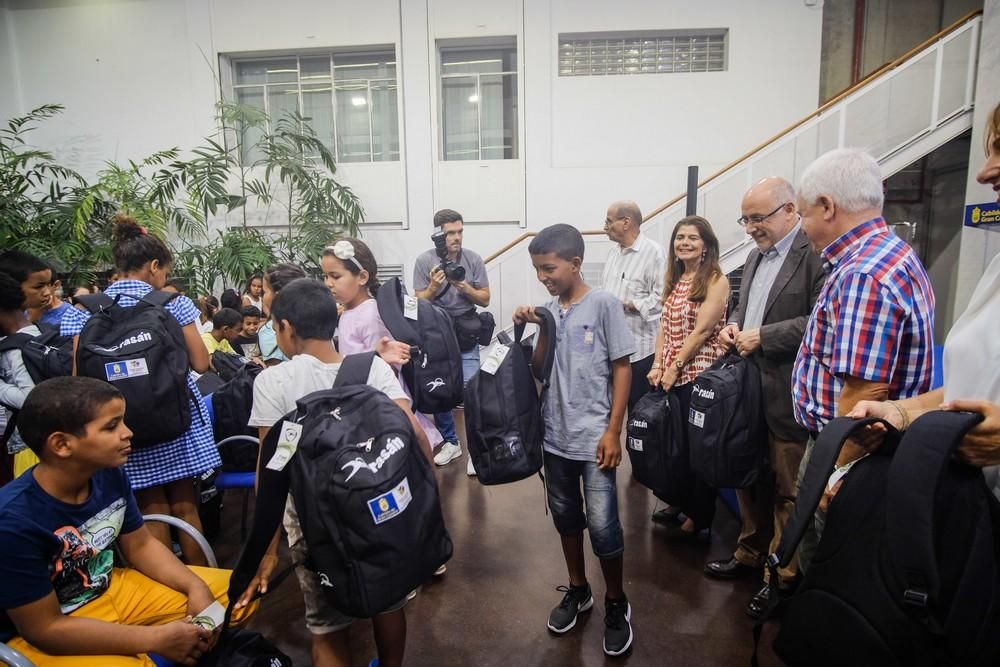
left=483, top=13, right=982, bottom=331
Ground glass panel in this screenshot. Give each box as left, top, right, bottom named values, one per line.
left=267, top=84, right=300, bottom=125
left=335, top=81, right=372, bottom=162
left=938, top=30, right=971, bottom=120
left=263, top=59, right=297, bottom=84
left=371, top=80, right=400, bottom=161
left=300, top=56, right=331, bottom=82
left=441, top=75, right=479, bottom=160
left=845, top=50, right=934, bottom=157
left=441, top=48, right=513, bottom=75
left=235, top=87, right=266, bottom=164
left=480, top=73, right=517, bottom=159
left=301, top=83, right=335, bottom=157
left=334, top=52, right=396, bottom=83
left=235, top=61, right=267, bottom=86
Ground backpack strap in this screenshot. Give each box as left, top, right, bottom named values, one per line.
left=514, top=306, right=557, bottom=385
left=375, top=277, right=420, bottom=346
left=885, top=410, right=985, bottom=619
left=333, top=352, right=377, bottom=388
left=769, top=416, right=897, bottom=571
left=751, top=415, right=898, bottom=667
left=137, top=289, right=180, bottom=309
left=223, top=424, right=292, bottom=628
left=73, top=292, right=116, bottom=314
left=0, top=333, right=34, bottom=354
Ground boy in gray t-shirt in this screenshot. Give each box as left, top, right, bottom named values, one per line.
left=513, top=224, right=636, bottom=657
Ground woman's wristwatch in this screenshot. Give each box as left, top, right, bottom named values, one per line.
left=650, top=362, right=661, bottom=370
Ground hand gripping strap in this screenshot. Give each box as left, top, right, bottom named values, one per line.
left=885, top=410, right=985, bottom=616
left=513, top=306, right=557, bottom=384
left=770, top=416, right=897, bottom=570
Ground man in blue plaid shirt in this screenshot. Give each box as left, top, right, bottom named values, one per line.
left=791, top=148, right=935, bottom=574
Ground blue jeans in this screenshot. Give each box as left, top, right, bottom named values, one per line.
left=544, top=451, right=625, bottom=559
left=434, top=347, right=481, bottom=445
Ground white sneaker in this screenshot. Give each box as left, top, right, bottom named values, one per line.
left=467, top=455, right=477, bottom=476
left=433, top=442, right=462, bottom=466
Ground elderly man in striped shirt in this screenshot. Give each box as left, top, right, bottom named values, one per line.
left=791, top=148, right=936, bottom=575
left=601, top=200, right=666, bottom=413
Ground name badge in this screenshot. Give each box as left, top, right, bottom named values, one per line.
left=479, top=342, right=510, bottom=375
left=266, top=420, right=303, bottom=471
left=403, top=296, right=419, bottom=321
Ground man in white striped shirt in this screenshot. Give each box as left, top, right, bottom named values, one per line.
left=600, top=201, right=667, bottom=412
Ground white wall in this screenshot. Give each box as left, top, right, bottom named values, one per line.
left=957, top=0, right=1000, bottom=316
left=2, top=0, right=823, bottom=288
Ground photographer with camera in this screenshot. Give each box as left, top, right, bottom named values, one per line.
left=413, top=209, right=491, bottom=474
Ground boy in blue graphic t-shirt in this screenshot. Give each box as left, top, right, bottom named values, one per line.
left=0, top=376, right=256, bottom=666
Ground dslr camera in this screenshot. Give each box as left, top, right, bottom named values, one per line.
left=431, top=229, right=466, bottom=282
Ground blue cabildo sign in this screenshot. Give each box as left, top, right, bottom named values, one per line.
left=964, top=202, right=1000, bottom=228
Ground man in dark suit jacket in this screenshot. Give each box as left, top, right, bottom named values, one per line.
left=702, top=177, right=826, bottom=619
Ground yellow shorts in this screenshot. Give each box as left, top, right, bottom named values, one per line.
left=7, top=566, right=257, bottom=666
left=12, top=449, right=38, bottom=479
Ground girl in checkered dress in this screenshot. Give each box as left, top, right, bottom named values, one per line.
left=647, top=215, right=729, bottom=539
left=60, top=214, right=220, bottom=565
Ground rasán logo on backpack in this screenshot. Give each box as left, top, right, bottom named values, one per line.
left=93, top=330, right=153, bottom=354
left=340, top=436, right=406, bottom=481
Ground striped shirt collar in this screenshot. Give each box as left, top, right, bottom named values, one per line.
left=616, top=232, right=651, bottom=254
left=821, top=217, right=888, bottom=270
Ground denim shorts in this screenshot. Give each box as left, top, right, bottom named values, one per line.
left=543, top=451, right=625, bottom=559
left=283, top=496, right=407, bottom=634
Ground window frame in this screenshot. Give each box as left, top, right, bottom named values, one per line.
left=223, top=48, right=400, bottom=165
left=437, top=39, right=519, bottom=162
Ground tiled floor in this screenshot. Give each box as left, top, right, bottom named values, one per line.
left=210, top=446, right=783, bottom=667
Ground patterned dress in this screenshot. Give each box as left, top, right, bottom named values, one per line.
left=659, top=276, right=727, bottom=385
left=61, top=280, right=221, bottom=490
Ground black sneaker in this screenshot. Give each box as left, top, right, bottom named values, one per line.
left=604, top=596, right=633, bottom=656
left=547, top=583, right=593, bottom=634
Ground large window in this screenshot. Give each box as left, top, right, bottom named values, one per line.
left=229, top=50, right=399, bottom=164
left=558, top=29, right=728, bottom=76
left=439, top=42, right=518, bottom=161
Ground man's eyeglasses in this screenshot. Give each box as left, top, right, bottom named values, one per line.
left=604, top=217, right=625, bottom=228
left=737, top=202, right=791, bottom=227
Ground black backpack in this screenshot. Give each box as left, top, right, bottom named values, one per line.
left=0, top=324, right=74, bottom=384
left=376, top=276, right=463, bottom=414
left=754, top=412, right=1000, bottom=667
left=465, top=308, right=555, bottom=485
left=228, top=352, right=453, bottom=618
left=212, top=350, right=248, bottom=382
left=686, top=352, right=765, bottom=489
left=212, top=362, right=264, bottom=471
left=625, top=388, right=691, bottom=502
left=75, top=291, right=193, bottom=448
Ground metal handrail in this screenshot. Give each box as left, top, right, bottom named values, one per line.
left=483, top=9, right=983, bottom=267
